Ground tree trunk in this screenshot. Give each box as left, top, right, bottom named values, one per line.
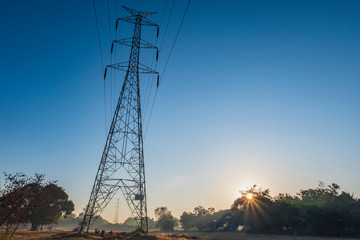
left=30, top=223, right=39, bottom=231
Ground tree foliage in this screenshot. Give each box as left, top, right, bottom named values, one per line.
left=180, top=183, right=360, bottom=237
left=180, top=206, right=225, bottom=231
left=0, top=173, right=46, bottom=239
left=28, top=183, right=74, bottom=230
left=0, top=172, right=74, bottom=238
left=154, top=207, right=178, bottom=231
left=122, top=217, right=156, bottom=229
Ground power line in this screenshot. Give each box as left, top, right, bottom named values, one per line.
left=144, top=0, right=192, bottom=138
left=107, top=0, right=112, bottom=44
left=159, top=0, right=175, bottom=51
left=142, top=0, right=168, bottom=108
left=92, top=0, right=107, bottom=135
left=114, top=0, right=118, bottom=110
left=160, top=0, right=191, bottom=84
left=92, top=0, right=105, bottom=73
left=160, top=0, right=169, bottom=27
left=142, top=0, right=171, bottom=123
left=107, top=0, right=113, bottom=113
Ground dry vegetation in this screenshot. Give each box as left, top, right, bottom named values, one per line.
left=189, top=232, right=360, bottom=240
left=11, top=230, right=196, bottom=240
left=10, top=231, right=360, bottom=240
left=12, top=230, right=65, bottom=240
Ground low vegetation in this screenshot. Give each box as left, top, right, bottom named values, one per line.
left=11, top=229, right=197, bottom=240
left=179, top=183, right=360, bottom=237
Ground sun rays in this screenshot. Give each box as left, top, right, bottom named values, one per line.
left=233, top=186, right=272, bottom=230
left=246, top=193, right=253, bottom=200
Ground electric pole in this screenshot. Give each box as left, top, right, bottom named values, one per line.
left=113, top=198, right=120, bottom=224
left=79, top=6, right=159, bottom=232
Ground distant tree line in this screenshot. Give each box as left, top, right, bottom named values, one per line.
left=61, top=214, right=157, bottom=232
left=179, top=183, right=360, bottom=237
left=60, top=208, right=176, bottom=232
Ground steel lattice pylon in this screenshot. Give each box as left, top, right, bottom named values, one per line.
left=80, top=6, right=158, bottom=232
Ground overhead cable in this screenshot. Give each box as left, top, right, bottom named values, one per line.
left=92, top=0, right=108, bottom=134
left=144, top=0, right=192, bottom=138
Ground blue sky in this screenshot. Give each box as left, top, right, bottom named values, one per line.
left=1, top=0, right=360, bottom=222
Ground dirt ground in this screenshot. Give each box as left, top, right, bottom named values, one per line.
left=12, top=230, right=192, bottom=240
left=10, top=230, right=360, bottom=240
left=12, top=230, right=66, bottom=240
left=188, top=232, right=360, bottom=240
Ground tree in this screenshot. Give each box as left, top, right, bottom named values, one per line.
left=180, top=206, right=225, bottom=232
left=292, top=183, right=360, bottom=236
left=0, top=173, right=46, bottom=239
left=222, top=183, right=360, bottom=236
left=122, top=217, right=156, bottom=229
left=180, top=211, right=197, bottom=231
left=123, top=217, right=138, bottom=226
left=231, top=185, right=273, bottom=233
left=0, top=173, right=44, bottom=239
left=154, top=207, right=178, bottom=231
left=28, top=183, right=74, bottom=230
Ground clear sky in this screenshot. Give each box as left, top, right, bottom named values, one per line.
left=1, top=0, right=360, bottom=223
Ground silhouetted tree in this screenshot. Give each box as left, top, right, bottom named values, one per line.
left=180, top=211, right=196, bottom=231
left=180, top=183, right=360, bottom=237
left=121, top=217, right=156, bottom=229
left=28, top=183, right=74, bottom=230
left=180, top=206, right=228, bottom=231
left=0, top=173, right=46, bottom=239
left=123, top=217, right=138, bottom=226
left=225, top=183, right=360, bottom=236
left=231, top=185, right=273, bottom=233
left=154, top=207, right=178, bottom=231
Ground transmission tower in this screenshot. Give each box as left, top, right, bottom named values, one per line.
left=80, top=6, right=159, bottom=232
left=113, top=198, right=120, bottom=224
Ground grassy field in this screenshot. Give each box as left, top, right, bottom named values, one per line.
left=189, top=232, right=360, bottom=240
left=9, top=230, right=360, bottom=240
left=12, top=230, right=66, bottom=240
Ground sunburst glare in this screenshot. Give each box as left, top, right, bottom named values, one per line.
left=246, top=193, right=253, bottom=200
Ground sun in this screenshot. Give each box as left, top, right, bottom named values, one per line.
left=246, top=193, right=253, bottom=200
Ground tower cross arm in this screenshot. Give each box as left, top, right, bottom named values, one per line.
left=138, top=63, right=159, bottom=74
left=123, top=6, right=156, bottom=18
left=140, top=18, right=158, bottom=27
left=106, top=62, right=158, bottom=75
left=117, top=16, right=158, bottom=27
left=114, top=38, right=158, bottom=49
left=106, top=62, right=128, bottom=72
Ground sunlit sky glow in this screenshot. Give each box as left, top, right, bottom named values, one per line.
left=1, top=0, right=360, bottom=223
left=246, top=193, right=253, bottom=200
